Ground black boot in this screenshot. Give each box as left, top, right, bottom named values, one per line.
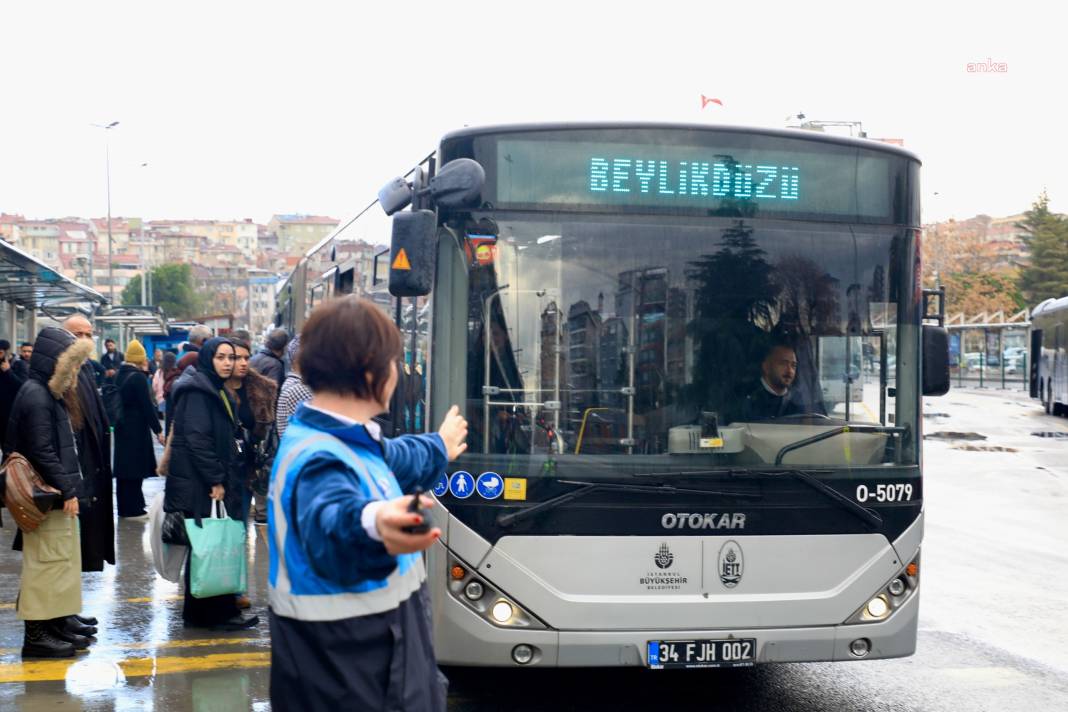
left=22, top=620, right=76, bottom=658
left=59, top=615, right=97, bottom=637
left=75, top=614, right=98, bottom=627
left=46, top=619, right=92, bottom=650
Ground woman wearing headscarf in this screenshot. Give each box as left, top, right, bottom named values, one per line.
left=4, top=328, right=97, bottom=658
left=113, top=340, right=164, bottom=518
left=164, top=337, right=258, bottom=630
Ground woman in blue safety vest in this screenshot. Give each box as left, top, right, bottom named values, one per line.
left=268, top=295, right=467, bottom=711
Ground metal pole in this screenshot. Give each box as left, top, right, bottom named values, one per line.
left=979, top=329, right=985, bottom=388
left=106, top=140, right=114, bottom=304
left=999, top=329, right=1005, bottom=389
left=140, top=225, right=147, bottom=304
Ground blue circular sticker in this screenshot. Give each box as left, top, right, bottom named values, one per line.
left=476, top=472, right=504, bottom=500
left=449, top=471, right=474, bottom=499
left=431, top=474, right=448, bottom=498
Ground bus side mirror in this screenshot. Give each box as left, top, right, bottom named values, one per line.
left=922, top=325, right=950, bottom=396
left=388, top=210, right=436, bottom=297
left=430, top=158, right=485, bottom=209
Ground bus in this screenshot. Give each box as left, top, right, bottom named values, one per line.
left=279, top=123, right=949, bottom=669
left=1030, top=296, right=1068, bottom=415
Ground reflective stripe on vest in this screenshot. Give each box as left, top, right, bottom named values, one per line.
left=269, top=431, right=425, bottom=621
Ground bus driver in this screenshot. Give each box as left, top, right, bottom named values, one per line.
left=742, top=342, right=809, bottom=421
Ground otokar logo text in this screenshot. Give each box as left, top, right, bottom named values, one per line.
left=661, top=512, right=746, bottom=530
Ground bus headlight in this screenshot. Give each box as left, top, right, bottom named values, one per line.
left=845, top=553, right=920, bottom=624
left=864, top=596, right=890, bottom=619
left=446, top=553, right=546, bottom=630
left=491, top=601, right=514, bottom=623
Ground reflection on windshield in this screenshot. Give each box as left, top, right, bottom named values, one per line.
left=459, top=216, right=916, bottom=468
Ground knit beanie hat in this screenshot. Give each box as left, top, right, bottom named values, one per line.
left=125, top=340, right=148, bottom=366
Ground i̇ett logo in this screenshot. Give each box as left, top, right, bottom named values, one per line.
left=718, top=540, right=743, bottom=588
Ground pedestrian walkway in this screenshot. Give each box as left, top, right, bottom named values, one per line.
left=0, top=478, right=272, bottom=710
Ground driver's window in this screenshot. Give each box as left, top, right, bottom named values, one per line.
left=816, top=335, right=882, bottom=423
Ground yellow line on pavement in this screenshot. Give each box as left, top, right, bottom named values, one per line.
left=0, top=651, right=270, bottom=683
left=0, top=637, right=267, bottom=657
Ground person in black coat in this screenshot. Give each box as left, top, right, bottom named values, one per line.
left=164, top=337, right=257, bottom=630
left=248, top=327, right=288, bottom=388
left=0, top=338, right=26, bottom=458
left=113, top=340, right=164, bottom=518
left=4, top=327, right=97, bottom=658
left=62, top=316, right=116, bottom=575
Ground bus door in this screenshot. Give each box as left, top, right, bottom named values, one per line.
left=1030, top=328, right=1042, bottom=398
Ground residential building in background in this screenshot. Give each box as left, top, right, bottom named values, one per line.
left=267, top=214, right=339, bottom=254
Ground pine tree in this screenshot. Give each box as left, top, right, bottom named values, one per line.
left=1017, top=192, right=1068, bottom=305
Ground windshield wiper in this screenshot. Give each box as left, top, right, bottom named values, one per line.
left=753, top=468, right=883, bottom=530
left=774, top=424, right=907, bottom=465
left=496, top=480, right=762, bottom=528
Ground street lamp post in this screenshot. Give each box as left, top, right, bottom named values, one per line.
left=91, top=121, right=119, bottom=302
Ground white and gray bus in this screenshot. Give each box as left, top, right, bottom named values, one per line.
left=280, top=123, right=950, bottom=669
left=1030, top=296, right=1068, bottom=415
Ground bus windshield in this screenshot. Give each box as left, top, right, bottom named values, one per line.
left=449, top=213, right=919, bottom=472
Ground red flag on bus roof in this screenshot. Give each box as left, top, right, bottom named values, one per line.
left=701, top=95, right=723, bottom=109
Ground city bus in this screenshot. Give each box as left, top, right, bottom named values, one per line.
left=1030, top=295, right=1068, bottom=415
left=278, top=123, right=949, bottom=669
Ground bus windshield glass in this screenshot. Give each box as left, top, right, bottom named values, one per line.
left=454, top=214, right=919, bottom=472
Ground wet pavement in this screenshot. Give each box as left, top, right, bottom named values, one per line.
left=2, top=388, right=1068, bottom=710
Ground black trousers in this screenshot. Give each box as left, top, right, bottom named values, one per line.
left=269, top=585, right=446, bottom=712
left=115, top=479, right=146, bottom=517
left=182, top=555, right=239, bottom=627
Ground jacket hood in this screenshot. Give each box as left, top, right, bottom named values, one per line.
left=31, top=329, right=94, bottom=399
left=171, top=364, right=221, bottom=403
left=29, top=327, right=75, bottom=382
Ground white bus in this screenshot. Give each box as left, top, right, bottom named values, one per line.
left=282, top=123, right=950, bottom=669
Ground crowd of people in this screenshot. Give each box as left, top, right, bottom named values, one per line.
left=0, top=319, right=308, bottom=656
left=3, top=299, right=464, bottom=711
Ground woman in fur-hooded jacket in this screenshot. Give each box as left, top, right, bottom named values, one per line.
left=3, top=327, right=96, bottom=658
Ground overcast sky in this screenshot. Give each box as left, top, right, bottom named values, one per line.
left=1, top=1, right=1062, bottom=229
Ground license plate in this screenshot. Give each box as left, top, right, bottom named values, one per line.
left=647, top=639, right=756, bottom=669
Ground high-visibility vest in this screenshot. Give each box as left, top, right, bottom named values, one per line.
left=268, top=415, right=423, bottom=621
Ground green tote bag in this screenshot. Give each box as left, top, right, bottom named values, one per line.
left=185, top=501, right=247, bottom=598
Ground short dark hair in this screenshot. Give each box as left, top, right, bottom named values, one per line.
left=105, top=339, right=115, bottom=345
left=299, top=296, right=401, bottom=403
left=20, top=342, right=32, bottom=348
left=0, top=339, right=10, bottom=351
left=231, top=329, right=251, bottom=344
left=265, top=327, right=289, bottom=352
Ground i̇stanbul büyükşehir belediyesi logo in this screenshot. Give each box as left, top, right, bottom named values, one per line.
left=654, top=542, right=674, bottom=569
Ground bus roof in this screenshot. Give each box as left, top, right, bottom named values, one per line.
left=1032, top=296, right=1068, bottom=317
left=440, top=122, right=922, bottom=165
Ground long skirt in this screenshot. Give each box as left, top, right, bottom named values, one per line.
left=182, top=555, right=240, bottom=627
left=18, top=511, right=82, bottom=621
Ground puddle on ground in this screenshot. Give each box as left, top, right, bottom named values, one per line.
left=925, top=431, right=986, bottom=441
left=923, top=412, right=951, bottom=419
left=1031, top=431, right=1068, bottom=439
left=951, top=444, right=1018, bottom=452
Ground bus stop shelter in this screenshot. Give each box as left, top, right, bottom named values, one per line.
left=0, top=240, right=107, bottom=345
left=93, top=305, right=169, bottom=348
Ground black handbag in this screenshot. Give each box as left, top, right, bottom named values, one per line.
left=161, top=511, right=189, bottom=546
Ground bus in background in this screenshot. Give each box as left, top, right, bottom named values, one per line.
left=1030, top=296, right=1068, bottom=415
left=281, top=123, right=950, bottom=669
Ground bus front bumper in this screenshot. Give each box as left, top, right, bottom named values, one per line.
left=433, top=584, right=919, bottom=667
